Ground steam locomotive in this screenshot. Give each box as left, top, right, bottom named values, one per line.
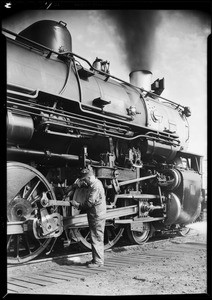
left=5, top=20, right=204, bottom=264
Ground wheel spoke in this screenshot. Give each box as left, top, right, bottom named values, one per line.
left=105, top=226, right=115, bottom=244
left=7, top=235, right=13, bottom=252
left=25, top=179, right=41, bottom=201
left=14, top=235, right=20, bottom=259
left=22, top=185, right=29, bottom=198
left=22, top=234, right=32, bottom=254
left=83, top=231, right=90, bottom=242
left=104, top=227, right=110, bottom=244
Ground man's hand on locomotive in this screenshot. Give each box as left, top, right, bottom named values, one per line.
left=69, top=199, right=80, bottom=209
left=63, top=178, right=86, bottom=200
left=63, top=186, right=75, bottom=199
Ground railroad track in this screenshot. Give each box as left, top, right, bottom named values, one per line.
left=6, top=229, right=206, bottom=294
left=7, top=231, right=184, bottom=268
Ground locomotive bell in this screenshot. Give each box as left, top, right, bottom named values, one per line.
left=17, top=20, right=72, bottom=53
left=129, top=70, right=152, bottom=94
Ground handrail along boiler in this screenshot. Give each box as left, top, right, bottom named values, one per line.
left=5, top=20, right=204, bottom=264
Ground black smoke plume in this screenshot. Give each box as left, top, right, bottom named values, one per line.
left=103, top=10, right=162, bottom=71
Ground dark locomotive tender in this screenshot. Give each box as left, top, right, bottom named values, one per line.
left=5, top=20, right=204, bottom=264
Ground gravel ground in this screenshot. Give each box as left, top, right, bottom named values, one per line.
left=7, top=222, right=208, bottom=296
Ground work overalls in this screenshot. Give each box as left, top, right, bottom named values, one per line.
left=79, top=178, right=106, bottom=265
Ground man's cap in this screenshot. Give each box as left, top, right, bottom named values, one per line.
left=80, top=166, right=94, bottom=178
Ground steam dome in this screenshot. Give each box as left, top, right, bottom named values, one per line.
left=17, top=20, right=72, bottom=53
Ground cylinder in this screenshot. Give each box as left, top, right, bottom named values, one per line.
left=129, top=70, right=152, bottom=92
left=7, top=111, right=34, bottom=145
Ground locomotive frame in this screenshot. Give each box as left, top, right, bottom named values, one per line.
left=4, top=20, right=204, bottom=264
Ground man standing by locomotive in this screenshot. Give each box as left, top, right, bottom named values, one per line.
left=69, top=166, right=106, bottom=268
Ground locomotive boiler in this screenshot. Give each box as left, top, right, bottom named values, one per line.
left=4, top=20, right=203, bottom=264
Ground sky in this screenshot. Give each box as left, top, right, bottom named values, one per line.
left=2, top=9, right=210, bottom=187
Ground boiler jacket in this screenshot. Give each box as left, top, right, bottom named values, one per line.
left=79, top=178, right=106, bottom=264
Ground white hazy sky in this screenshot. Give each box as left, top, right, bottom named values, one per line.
left=3, top=9, right=210, bottom=187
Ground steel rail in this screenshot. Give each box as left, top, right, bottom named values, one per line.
left=7, top=233, right=195, bottom=267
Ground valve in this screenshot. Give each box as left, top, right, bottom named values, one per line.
left=127, top=106, right=141, bottom=116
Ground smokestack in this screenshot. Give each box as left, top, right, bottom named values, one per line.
left=129, top=70, right=152, bottom=93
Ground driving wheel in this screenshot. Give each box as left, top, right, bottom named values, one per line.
left=7, top=162, right=56, bottom=264
left=126, top=222, right=152, bottom=245
left=71, top=188, right=124, bottom=251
